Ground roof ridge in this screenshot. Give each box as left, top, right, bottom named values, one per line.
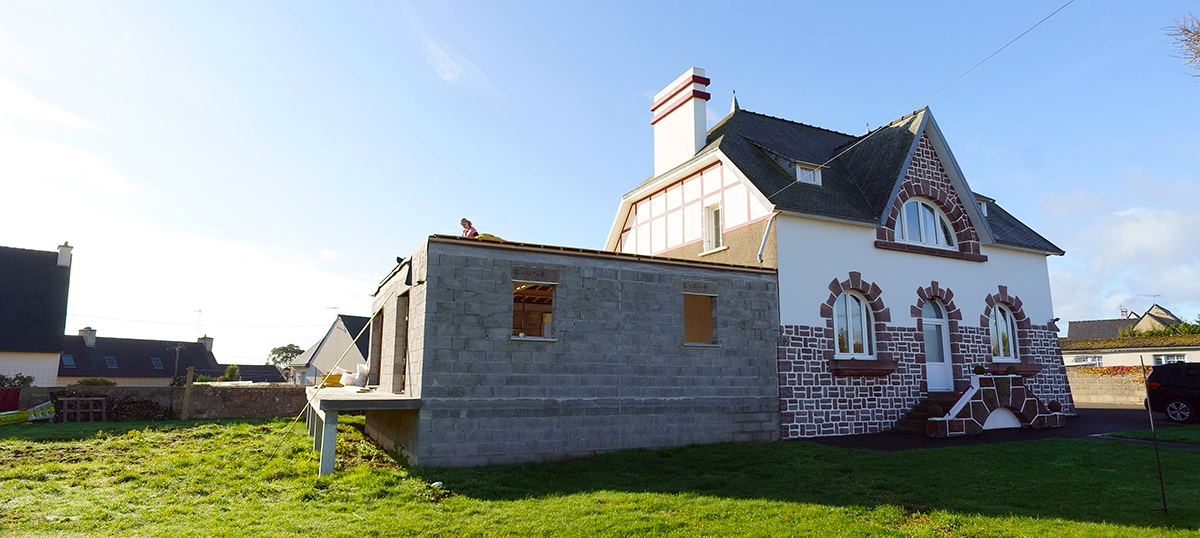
left=738, top=109, right=858, bottom=138
left=66, top=334, right=209, bottom=346
left=1069, top=318, right=1137, bottom=323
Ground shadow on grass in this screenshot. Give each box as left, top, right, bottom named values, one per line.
left=0, top=418, right=279, bottom=442
left=410, top=437, right=1199, bottom=531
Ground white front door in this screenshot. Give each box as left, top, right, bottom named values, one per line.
left=922, top=301, right=954, bottom=392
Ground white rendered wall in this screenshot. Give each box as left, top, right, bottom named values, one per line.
left=0, top=352, right=60, bottom=387
left=1064, top=349, right=1198, bottom=367
left=775, top=215, right=1056, bottom=329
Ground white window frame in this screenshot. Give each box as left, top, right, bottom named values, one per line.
left=703, top=204, right=723, bottom=251
left=990, top=305, right=1019, bottom=363
left=797, top=165, right=822, bottom=186
left=833, top=291, right=875, bottom=360
left=1154, top=354, right=1186, bottom=365
left=898, top=198, right=957, bottom=250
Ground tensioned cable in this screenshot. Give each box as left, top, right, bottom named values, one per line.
left=764, top=0, right=1075, bottom=203
left=265, top=284, right=401, bottom=462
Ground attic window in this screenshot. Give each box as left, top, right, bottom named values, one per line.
left=513, top=282, right=554, bottom=339
left=62, top=354, right=75, bottom=368
left=151, top=357, right=164, bottom=370
left=898, top=199, right=956, bottom=250
left=797, top=165, right=821, bottom=186
left=105, top=356, right=117, bottom=369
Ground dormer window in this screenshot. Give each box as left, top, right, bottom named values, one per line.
left=797, top=165, right=821, bottom=186
left=898, top=199, right=955, bottom=249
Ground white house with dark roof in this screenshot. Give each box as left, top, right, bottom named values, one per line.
left=0, top=243, right=73, bottom=387
left=605, top=68, right=1072, bottom=438
left=289, top=315, right=371, bottom=385
left=57, top=328, right=223, bottom=386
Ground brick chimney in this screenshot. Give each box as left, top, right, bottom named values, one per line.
left=57, top=242, right=73, bottom=267
left=198, top=335, right=213, bottom=351
left=79, top=327, right=96, bottom=347
left=651, top=67, right=710, bottom=177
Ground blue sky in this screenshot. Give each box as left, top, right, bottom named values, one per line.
left=1, top=1, right=1197, bottom=363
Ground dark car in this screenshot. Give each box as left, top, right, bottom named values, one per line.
left=1145, top=363, right=1200, bottom=423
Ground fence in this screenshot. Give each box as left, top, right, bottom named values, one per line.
left=16, top=384, right=307, bottom=421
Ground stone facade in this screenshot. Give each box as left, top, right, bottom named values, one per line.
left=876, top=134, right=986, bottom=262
left=367, top=237, right=781, bottom=467
left=779, top=278, right=1074, bottom=439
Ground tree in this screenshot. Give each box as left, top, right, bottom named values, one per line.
left=0, top=373, right=35, bottom=388
left=1166, top=12, right=1200, bottom=78
left=219, top=364, right=241, bottom=382
left=268, top=344, right=305, bottom=367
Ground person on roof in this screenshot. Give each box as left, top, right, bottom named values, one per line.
left=460, top=218, right=479, bottom=238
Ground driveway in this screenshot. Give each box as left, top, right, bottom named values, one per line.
left=806, top=404, right=1185, bottom=452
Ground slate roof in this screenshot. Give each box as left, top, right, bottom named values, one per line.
left=59, top=336, right=222, bottom=379
left=1066, top=318, right=1138, bottom=340
left=624, top=107, right=1061, bottom=254
left=0, top=246, right=71, bottom=353
left=231, top=364, right=285, bottom=383
left=1060, top=334, right=1200, bottom=352
left=338, top=315, right=371, bottom=359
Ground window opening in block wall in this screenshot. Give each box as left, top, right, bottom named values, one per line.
left=683, top=294, right=715, bottom=344
left=513, top=282, right=554, bottom=338
left=703, top=204, right=722, bottom=251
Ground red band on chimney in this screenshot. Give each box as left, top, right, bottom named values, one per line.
left=649, top=90, right=712, bottom=125
left=650, top=75, right=711, bottom=112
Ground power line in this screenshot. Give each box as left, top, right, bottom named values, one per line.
left=765, top=0, right=1076, bottom=202
left=68, top=313, right=327, bottom=330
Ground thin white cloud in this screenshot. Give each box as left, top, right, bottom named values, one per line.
left=0, top=78, right=101, bottom=130
left=0, top=133, right=131, bottom=195
left=403, top=5, right=496, bottom=94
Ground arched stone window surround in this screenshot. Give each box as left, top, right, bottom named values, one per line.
left=819, top=272, right=894, bottom=375
left=977, top=285, right=1043, bottom=376
left=888, top=188, right=977, bottom=253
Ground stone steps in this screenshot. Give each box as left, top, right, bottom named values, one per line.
left=892, top=392, right=963, bottom=435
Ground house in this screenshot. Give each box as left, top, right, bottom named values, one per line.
left=605, top=69, right=1072, bottom=438
left=1064, top=304, right=1182, bottom=341
left=57, top=328, right=223, bottom=386
left=0, top=243, right=73, bottom=387
left=288, top=315, right=370, bottom=385
left=1061, top=335, right=1199, bottom=367
left=326, top=68, right=1071, bottom=469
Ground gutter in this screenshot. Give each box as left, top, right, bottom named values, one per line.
left=757, top=212, right=778, bottom=263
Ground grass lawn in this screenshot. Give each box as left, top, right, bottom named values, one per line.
left=1111, top=424, right=1200, bottom=445
left=1, top=417, right=1198, bottom=537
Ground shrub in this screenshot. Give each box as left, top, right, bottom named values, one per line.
left=1119, top=315, right=1200, bottom=337
left=217, top=365, right=241, bottom=382
left=70, top=378, right=117, bottom=387
left=0, top=373, right=35, bottom=388
left=195, top=375, right=218, bottom=383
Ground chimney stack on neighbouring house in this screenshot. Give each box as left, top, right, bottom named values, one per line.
left=80, top=327, right=96, bottom=347
left=57, top=242, right=73, bottom=267
left=651, top=67, right=710, bottom=177
left=198, top=335, right=213, bottom=351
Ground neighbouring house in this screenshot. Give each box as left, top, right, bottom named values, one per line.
left=1064, top=304, right=1183, bottom=342
left=330, top=68, right=1071, bottom=468
left=0, top=243, right=73, bottom=386
left=1061, top=336, right=1199, bottom=367
left=57, top=328, right=223, bottom=386
left=289, top=315, right=370, bottom=385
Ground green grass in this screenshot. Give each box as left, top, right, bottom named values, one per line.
left=2, top=417, right=1198, bottom=537
left=1111, top=424, right=1200, bottom=445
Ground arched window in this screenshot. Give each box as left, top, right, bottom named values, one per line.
left=899, top=199, right=956, bottom=249
left=990, top=305, right=1019, bottom=362
left=833, top=292, right=874, bottom=359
